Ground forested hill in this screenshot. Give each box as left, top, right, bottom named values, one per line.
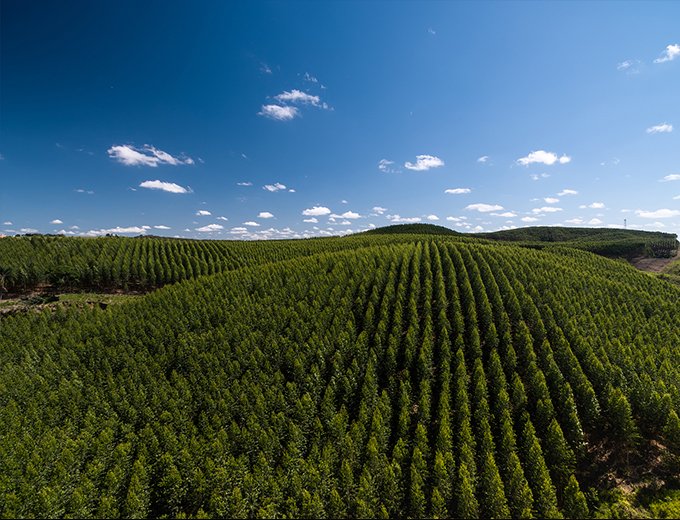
left=2, top=234, right=680, bottom=518
left=477, top=226, right=676, bottom=244
left=363, top=223, right=461, bottom=236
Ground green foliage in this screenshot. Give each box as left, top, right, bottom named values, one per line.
left=2, top=234, right=680, bottom=518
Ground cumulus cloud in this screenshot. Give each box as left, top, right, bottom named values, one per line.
left=491, top=212, right=517, bottom=218
left=647, top=123, right=673, bottom=133
left=544, top=198, right=559, bottom=204
left=139, top=180, right=191, bottom=194
left=3, top=221, right=12, bottom=225
left=274, top=90, right=328, bottom=108
left=445, top=188, right=471, bottom=194
left=302, top=206, right=331, bottom=216
left=654, top=44, right=680, bottom=64
left=588, top=202, right=606, bottom=209
left=558, top=189, right=578, bottom=196
left=263, top=183, right=287, bottom=192
left=427, top=215, right=439, bottom=221
left=196, top=224, right=224, bottom=232
left=517, top=150, right=571, bottom=166
left=258, top=105, right=300, bottom=121
left=521, top=217, right=539, bottom=222
left=340, top=211, right=361, bottom=219
left=404, top=155, right=444, bottom=171
left=87, top=226, right=147, bottom=236
left=154, top=225, right=171, bottom=229
left=477, top=156, right=489, bottom=163
left=532, top=207, right=563, bottom=214
left=372, top=206, right=387, bottom=214
left=660, top=174, right=680, bottom=182
left=303, top=217, right=318, bottom=223
left=258, top=212, right=274, bottom=219
left=465, top=203, right=503, bottom=212
left=216, top=216, right=228, bottom=221
left=635, top=209, right=680, bottom=218
left=50, top=219, right=63, bottom=224
left=565, top=218, right=583, bottom=224
left=387, top=215, right=422, bottom=223
left=196, top=210, right=211, bottom=216
left=588, top=218, right=603, bottom=225
left=108, top=144, right=194, bottom=167
left=243, top=221, right=260, bottom=226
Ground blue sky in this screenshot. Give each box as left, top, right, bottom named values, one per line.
left=1, top=0, right=679, bottom=239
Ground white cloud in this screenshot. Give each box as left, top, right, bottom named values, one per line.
left=491, top=212, right=517, bottom=218
left=635, top=209, right=680, bottom=218
left=340, top=211, right=360, bottom=219
left=387, top=215, right=422, bottom=223
left=258, top=105, right=300, bottom=121
left=216, top=216, right=228, bottom=221
left=243, top=221, right=260, bottom=226
left=465, top=203, right=503, bottom=212
left=532, top=207, right=563, bottom=213
left=196, top=224, right=224, bottom=232
left=617, top=60, right=632, bottom=70
left=647, top=222, right=667, bottom=229
left=558, top=189, right=578, bottom=196
left=660, top=174, right=680, bottom=182
left=196, top=210, right=211, bottom=216
left=477, top=156, right=489, bottom=163
left=521, top=217, right=539, bottom=222
left=50, top=219, right=63, bottom=224
left=139, top=180, right=191, bottom=194
left=275, top=90, right=328, bottom=109
left=588, top=202, right=606, bottom=209
left=260, top=63, right=272, bottom=74
left=258, top=212, right=274, bottom=219
left=3, top=221, right=12, bottom=225
left=588, top=218, right=603, bottom=225
left=154, top=225, right=171, bottom=229
left=647, top=123, right=673, bottom=134
left=303, top=72, right=318, bottom=83
left=20, top=228, right=39, bottom=233
left=238, top=182, right=253, bottom=186
left=303, top=217, right=318, bottom=223
left=517, top=150, right=570, bottom=166
left=544, top=198, right=559, bottom=204
left=87, top=226, right=147, bottom=236
left=378, top=159, right=401, bottom=173
left=302, top=206, right=331, bottom=216
left=373, top=206, right=387, bottom=214
left=108, top=144, right=194, bottom=167
left=674, top=195, right=680, bottom=200
left=447, top=217, right=461, bottom=222
left=263, top=183, right=287, bottom=192
left=654, top=44, right=680, bottom=64
left=404, top=155, right=444, bottom=171
left=289, top=189, right=296, bottom=193
left=565, top=218, right=583, bottom=224
left=445, top=188, right=471, bottom=194
left=230, top=227, right=248, bottom=233
left=427, top=215, right=439, bottom=221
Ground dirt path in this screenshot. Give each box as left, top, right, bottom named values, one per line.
left=628, top=250, right=680, bottom=273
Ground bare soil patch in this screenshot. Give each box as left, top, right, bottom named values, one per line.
left=628, top=250, right=680, bottom=274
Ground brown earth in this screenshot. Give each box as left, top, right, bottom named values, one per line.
left=628, top=249, right=680, bottom=274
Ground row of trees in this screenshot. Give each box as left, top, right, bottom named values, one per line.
left=1, top=237, right=679, bottom=518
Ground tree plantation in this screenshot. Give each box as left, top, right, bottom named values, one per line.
left=1, top=228, right=680, bottom=518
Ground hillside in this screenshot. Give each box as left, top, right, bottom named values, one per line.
left=2, top=234, right=680, bottom=518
